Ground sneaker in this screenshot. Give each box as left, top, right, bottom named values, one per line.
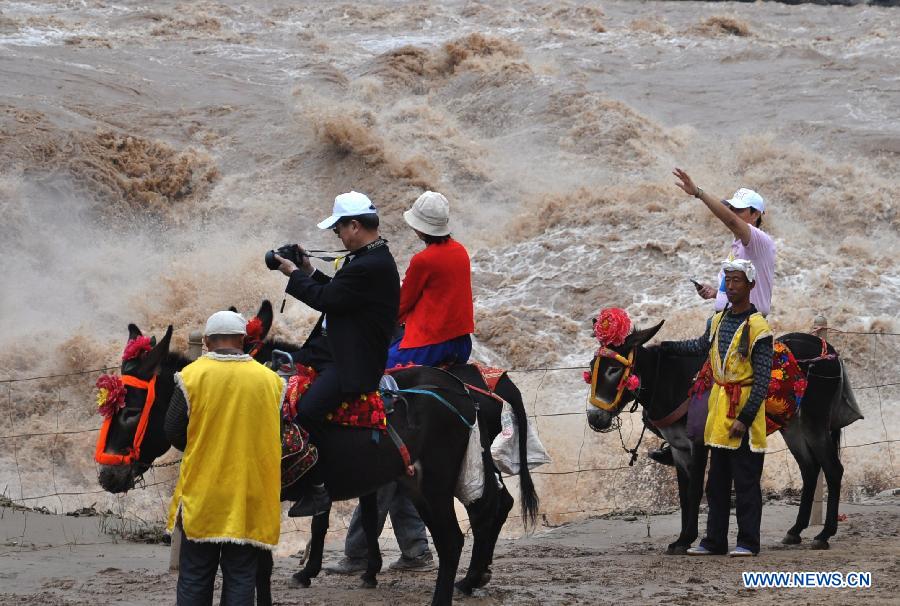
left=648, top=444, right=674, bottom=466
left=288, top=484, right=332, bottom=518
left=687, top=545, right=715, bottom=556
left=729, top=546, right=756, bottom=557
left=324, top=556, right=368, bottom=574
left=389, top=551, right=434, bottom=571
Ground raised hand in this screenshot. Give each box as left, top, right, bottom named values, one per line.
left=673, top=167, right=700, bottom=197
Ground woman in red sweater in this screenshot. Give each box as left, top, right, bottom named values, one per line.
left=388, top=191, right=475, bottom=367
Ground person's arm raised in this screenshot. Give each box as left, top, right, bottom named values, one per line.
left=673, top=167, right=751, bottom=245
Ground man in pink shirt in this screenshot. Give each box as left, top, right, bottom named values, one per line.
left=673, top=168, right=776, bottom=317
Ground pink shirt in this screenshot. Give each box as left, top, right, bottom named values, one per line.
left=714, top=224, right=776, bottom=316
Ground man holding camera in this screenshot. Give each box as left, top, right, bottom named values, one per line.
left=274, top=191, right=400, bottom=517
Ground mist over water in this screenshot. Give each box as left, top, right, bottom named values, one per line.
left=1, top=0, right=897, bottom=529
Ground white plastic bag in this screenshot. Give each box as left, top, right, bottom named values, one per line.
left=490, top=402, right=551, bottom=475
left=454, top=420, right=484, bottom=505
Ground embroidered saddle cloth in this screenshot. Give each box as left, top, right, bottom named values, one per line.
left=688, top=341, right=808, bottom=436
left=281, top=367, right=387, bottom=431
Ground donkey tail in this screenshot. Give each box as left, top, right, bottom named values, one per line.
left=506, top=384, right=540, bottom=528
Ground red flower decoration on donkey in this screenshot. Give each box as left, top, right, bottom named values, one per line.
left=95, top=374, right=126, bottom=418
left=122, top=336, right=152, bottom=361
left=593, top=308, right=632, bottom=347
left=622, top=374, right=640, bottom=392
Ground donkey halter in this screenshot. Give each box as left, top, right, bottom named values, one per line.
left=94, top=374, right=158, bottom=466
left=588, top=346, right=635, bottom=412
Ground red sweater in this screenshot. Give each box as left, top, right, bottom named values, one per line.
left=398, top=238, right=475, bottom=348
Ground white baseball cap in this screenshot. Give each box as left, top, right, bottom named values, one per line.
left=204, top=310, right=247, bottom=336
left=316, top=191, right=377, bottom=230
left=725, top=188, right=766, bottom=213
left=404, top=191, right=450, bottom=236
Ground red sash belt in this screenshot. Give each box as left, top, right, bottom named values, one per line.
left=714, top=378, right=753, bottom=419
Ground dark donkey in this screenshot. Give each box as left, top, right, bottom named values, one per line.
left=585, top=320, right=863, bottom=552
left=96, top=305, right=538, bottom=606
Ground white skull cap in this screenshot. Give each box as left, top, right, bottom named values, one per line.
left=204, top=311, right=247, bottom=336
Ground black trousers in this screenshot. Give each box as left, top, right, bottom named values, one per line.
left=177, top=539, right=259, bottom=606
left=294, top=363, right=347, bottom=425
left=700, top=434, right=765, bottom=554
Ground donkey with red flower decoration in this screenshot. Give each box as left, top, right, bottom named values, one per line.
left=585, top=308, right=863, bottom=552
left=94, top=301, right=539, bottom=606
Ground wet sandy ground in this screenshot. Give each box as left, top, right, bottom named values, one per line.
left=2, top=500, right=897, bottom=605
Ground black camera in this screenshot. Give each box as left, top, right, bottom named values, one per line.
left=265, top=244, right=302, bottom=270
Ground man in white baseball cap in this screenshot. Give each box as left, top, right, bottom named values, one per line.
left=315, top=190, right=378, bottom=230
left=331, top=190, right=473, bottom=574
left=673, top=168, right=775, bottom=317
left=273, top=191, right=400, bottom=517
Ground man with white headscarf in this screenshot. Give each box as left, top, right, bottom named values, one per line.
left=164, top=311, right=285, bottom=605
left=659, top=259, right=773, bottom=557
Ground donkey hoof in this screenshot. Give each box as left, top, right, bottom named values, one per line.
left=473, top=569, right=492, bottom=589
left=359, top=575, right=378, bottom=589
left=811, top=539, right=830, bottom=550
left=290, top=571, right=311, bottom=588
left=781, top=533, right=801, bottom=545
left=454, top=580, right=474, bottom=596
left=666, top=544, right=688, bottom=555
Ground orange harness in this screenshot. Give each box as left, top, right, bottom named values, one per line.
left=94, top=375, right=157, bottom=466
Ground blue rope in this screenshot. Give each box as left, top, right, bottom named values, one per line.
left=382, top=388, right=474, bottom=429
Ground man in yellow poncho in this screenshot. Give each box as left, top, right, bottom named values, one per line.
left=661, top=259, right=773, bottom=557
left=164, top=310, right=285, bottom=604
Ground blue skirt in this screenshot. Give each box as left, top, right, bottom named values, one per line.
left=387, top=334, right=472, bottom=368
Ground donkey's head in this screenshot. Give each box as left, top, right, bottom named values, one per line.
left=240, top=299, right=302, bottom=364
left=96, top=324, right=182, bottom=494
left=586, top=318, right=664, bottom=433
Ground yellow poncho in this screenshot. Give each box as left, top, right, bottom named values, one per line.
left=166, top=354, right=285, bottom=549
left=704, top=311, right=772, bottom=453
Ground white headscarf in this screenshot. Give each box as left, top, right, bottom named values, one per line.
left=721, top=258, right=757, bottom=283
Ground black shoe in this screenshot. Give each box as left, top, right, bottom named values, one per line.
left=648, top=444, right=674, bottom=466
left=288, top=484, right=332, bottom=517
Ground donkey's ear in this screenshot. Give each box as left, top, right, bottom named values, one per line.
left=255, top=300, right=274, bottom=340
left=128, top=324, right=142, bottom=341
left=138, top=325, right=173, bottom=377
left=624, top=320, right=665, bottom=349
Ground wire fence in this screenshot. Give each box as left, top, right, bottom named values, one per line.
left=0, top=327, right=897, bottom=554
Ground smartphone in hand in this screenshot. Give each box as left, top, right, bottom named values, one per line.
left=690, top=278, right=704, bottom=292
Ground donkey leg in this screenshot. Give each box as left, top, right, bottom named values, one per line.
left=457, top=479, right=511, bottom=594
left=414, top=493, right=463, bottom=606
left=478, top=485, right=514, bottom=585
left=358, top=492, right=383, bottom=588
left=256, top=549, right=273, bottom=606
left=668, top=465, right=692, bottom=555
left=781, top=425, right=815, bottom=544
left=786, top=456, right=820, bottom=545
left=292, top=510, right=330, bottom=588
left=685, top=444, right=708, bottom=547
left=813, top=430, right=844, bottom=549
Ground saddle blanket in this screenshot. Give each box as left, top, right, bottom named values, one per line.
left=281, top=367, right=387, bottom=431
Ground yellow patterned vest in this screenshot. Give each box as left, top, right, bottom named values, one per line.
left=166, top=354, right=285, bottom=549
left=704, top=311, right=772, bottom=452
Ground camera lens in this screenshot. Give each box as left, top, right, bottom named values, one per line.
left=264, top=250, right=280, bottom=270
